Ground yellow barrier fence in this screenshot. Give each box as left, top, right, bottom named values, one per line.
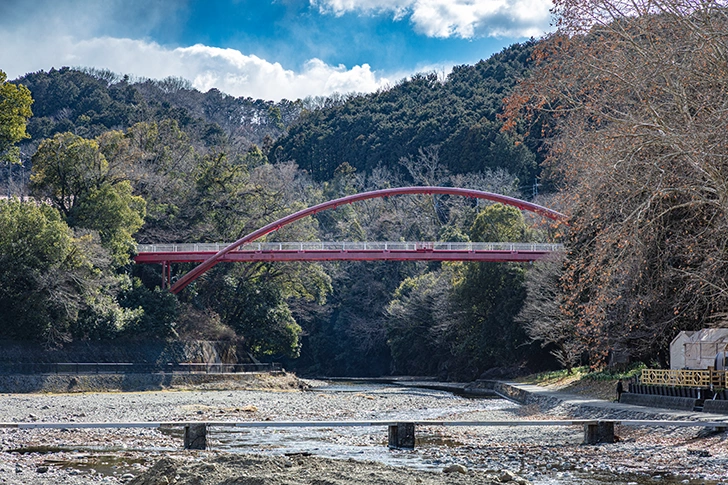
left=640, top=368, right=727, bottom=388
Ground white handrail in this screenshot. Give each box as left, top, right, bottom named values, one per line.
left=137, top=242, right=564, bottom=253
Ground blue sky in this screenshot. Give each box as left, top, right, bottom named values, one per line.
left=0, top=0, right=554, bottom=101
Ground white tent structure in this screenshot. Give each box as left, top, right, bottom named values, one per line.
left=670, top=329, right=728, bottom=369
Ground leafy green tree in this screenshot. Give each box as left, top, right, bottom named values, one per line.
left=73, top=291, right=144, bottom=341
left=0, top=70, right=33, bottom=164
left=203, top=268, right=302, bottom=358
left=386, top=270, right=453, bottom=376
left=71, top=181, right=145, bottom=266
left=31, top=132, right=146, bottom=266
left=31, top=133, right=109, bottom=216
left=443, top=203, right=531, bottom=375
left=470, top=203, right=530, bottom=242
left=449, top=261, right=527, bottom=377
left=0, top=199, right=97, bottom=342
left=118, top=278, right=179, bottom=339
left=386, top=203, right=534, bottom=379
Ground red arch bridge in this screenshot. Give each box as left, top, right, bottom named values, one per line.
left=133, top=186, right=567, bottom=294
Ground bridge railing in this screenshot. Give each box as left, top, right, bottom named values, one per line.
left=137, top=242, right=564, bottom=253
left=640, top=368, right=726, bottom=388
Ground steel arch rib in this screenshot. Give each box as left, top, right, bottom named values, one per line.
left=169, top=186, right=567, bottom=294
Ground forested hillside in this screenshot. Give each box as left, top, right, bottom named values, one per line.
left=271, top=42, right=541, bottom=184
left=16, top=68, right=300, bottom=155
left=5, top=4, right=723, bottom=381
left=0, top=41, right=553, bottom=380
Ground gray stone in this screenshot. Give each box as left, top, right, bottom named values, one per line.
left=443, top=464, right=467, bottom=474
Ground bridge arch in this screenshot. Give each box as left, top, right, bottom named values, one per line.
left=169, top=186, right=566, bottom=294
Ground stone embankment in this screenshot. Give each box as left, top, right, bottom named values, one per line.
left=475, top=379, right=728, bottom=423
left=0, top=371, right=302, bottom=393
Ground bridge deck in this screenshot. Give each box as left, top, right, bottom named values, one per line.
left=1, top=418, right=723, bottom=430
left=135, top=242, right=563, bottom=264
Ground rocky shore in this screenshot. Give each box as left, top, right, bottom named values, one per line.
left=0, top=376, right=725, bottom=484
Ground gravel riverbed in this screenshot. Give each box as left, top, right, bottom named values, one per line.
left=0, top=378, right=726, bottom=484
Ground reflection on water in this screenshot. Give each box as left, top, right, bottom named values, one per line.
left=42, top=454, right=148, bottom=476
left=211, top=381, right=498, bottom=470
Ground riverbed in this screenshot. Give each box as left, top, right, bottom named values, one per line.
left=0, top=380, right=725, bottom=484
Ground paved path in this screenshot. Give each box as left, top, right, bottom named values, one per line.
left=497, top=381, right=728, bottom=423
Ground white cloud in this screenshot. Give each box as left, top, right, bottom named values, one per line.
left=313, top=0, right=413, bottom=18
left=312, top=0, right=553, bottom=38
left=1, top=35, right=392, bottom=101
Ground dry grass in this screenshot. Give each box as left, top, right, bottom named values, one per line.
left=517, top=366, right=622, bottom=401
left=560, top=378, right=619, bottom=401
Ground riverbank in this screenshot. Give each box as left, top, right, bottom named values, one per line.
left=0, top=380, right=726, bottom=484
left=0, top=370, right=305, bottom=393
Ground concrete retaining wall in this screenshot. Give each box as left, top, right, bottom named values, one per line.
left=0, top=340, right=242, bottom=367
left=0, top=372, right=293, bottom=393
left=619, top=392, right=697, bottom=411
left=703, top=399, right=728, bottom=414
left=493, top=381, right=531, bottom=403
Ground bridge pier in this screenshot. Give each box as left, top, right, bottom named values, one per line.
left=388, top=422, right=416, bottom=449
left=583, top=421, right=615, bottom=444
left=161, top=261, right=171, bottom=290
left=184, top=423, right=207, bottom=450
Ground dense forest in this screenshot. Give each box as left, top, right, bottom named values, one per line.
left=0, top=41, right=550, bottom=379
left=269, top=42, right=541, bottom=183
left=2, top=0, right=726, bottom=378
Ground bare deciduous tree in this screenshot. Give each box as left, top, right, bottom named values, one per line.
left=504, top=0, right=728, bottom=364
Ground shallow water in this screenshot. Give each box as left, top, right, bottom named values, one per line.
left=205, top=382, right=721, bottom=485
left=5, top=381, right=722, bottom=484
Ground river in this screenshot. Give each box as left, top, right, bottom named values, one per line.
left=205, top=381, right=724, bottom=485
left=0, top=379, right=724, bottom=484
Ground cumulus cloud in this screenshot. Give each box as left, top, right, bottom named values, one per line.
left=0, top=0, right=397, bottom=101
left=2, top=35, right=391, bottom=101
left=0, top=0, right=544, bottom=101
left=312, top=0, right=553, bottom=38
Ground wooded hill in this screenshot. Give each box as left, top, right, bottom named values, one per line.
left=0, top=41, right=551, bottom=380
left=5, top=0, right=725, bottom=379
left=270, top=41, right=541, bottom=183
left=17, top=67, right=300, bottom=154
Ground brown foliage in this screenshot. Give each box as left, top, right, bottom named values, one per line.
left=505, top=0, right=728, bottom=364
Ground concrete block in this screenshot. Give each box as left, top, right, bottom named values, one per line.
left=703, top=399, right=728, bottom=414
left=388, top=422, right=415, bottom=449
left=583, top=421, right=615, bottom=444
left=184, top=423, right=207, bottom=450
left=620, top=392, right=696, bottom=411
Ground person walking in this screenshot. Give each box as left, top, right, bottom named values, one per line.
left=616, top=379, right=624, bottom=402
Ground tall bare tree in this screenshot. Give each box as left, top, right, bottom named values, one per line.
left=504, top=0, right=728, bottom=364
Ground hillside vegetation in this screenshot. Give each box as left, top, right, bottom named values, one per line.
left=271, top=42, right=540, bottom=183
left=1, top=0, right=726, bottom=379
